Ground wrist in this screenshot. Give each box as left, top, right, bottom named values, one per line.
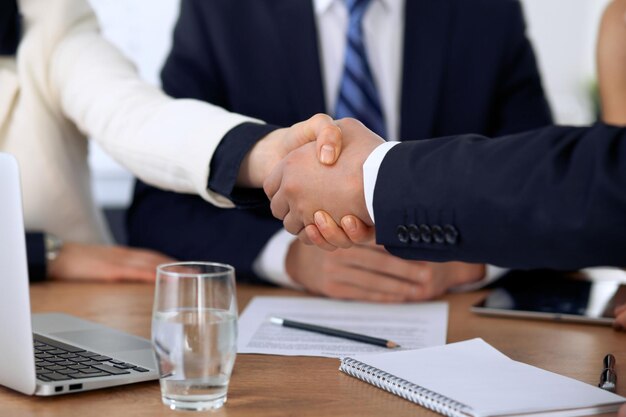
left=237, top=128, right=286, bottom=188
left=44, top=233, right=63, bottom=264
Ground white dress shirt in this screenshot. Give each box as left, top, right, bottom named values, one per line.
left=253, top=0, right=404, bottom=287
left=253, top=0, right=504, bottom=289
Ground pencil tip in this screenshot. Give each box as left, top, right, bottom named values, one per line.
left=387, top=341, right=400, bottom=349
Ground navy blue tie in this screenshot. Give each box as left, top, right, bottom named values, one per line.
left=335, top=0, right=386, bottom=138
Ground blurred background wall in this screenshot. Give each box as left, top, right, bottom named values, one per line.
left=87, top=0, right=612, bottom=210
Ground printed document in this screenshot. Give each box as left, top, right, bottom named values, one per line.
left=237, top=296, right=447, bottom=358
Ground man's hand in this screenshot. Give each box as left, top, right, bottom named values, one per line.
left=236, top=114, right=342, bottom=188
left=264, top=118, right=384, bottom=235
left=303, top=212, right=375, bottom=251
left=48, top=243, right=175, bottom=282
left=614, top=303, right=626, bottom=331
left=286, top=238, right=486, bottom=302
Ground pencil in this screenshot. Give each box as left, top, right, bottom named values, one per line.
left=269, top=317, right=400, bottom=349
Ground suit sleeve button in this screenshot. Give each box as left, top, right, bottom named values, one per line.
left=396, top=225, right=409, bottom=243
left=408, top=224, right=420, bottom=242
left=432, top=225, right=444, bottom=243
left=419, top=224, right=432, bottom=243
left=443, top=224, right=459, bottom=245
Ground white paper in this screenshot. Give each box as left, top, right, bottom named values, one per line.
left=237, top=296, right=448, bottom=358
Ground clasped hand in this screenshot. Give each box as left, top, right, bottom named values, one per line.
left=259, top=117, right=379, bottom=249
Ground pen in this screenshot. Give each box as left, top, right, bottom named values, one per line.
left=269, top=317, right=400, bottom=349
left=598, top=353, right=617, bottom=393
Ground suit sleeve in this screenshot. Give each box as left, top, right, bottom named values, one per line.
left=373, top=123, right=626, bottom=270
left=491, top=0, right=553, bottom=135
left=25, top=232, right=47, bottom=282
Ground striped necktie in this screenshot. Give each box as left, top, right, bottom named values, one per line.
left=335, top=0, right=387, bottom=138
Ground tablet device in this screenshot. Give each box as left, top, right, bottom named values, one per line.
left=471, top=269, right=626, bottom=325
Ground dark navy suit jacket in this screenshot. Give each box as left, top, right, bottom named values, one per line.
left=373, top=123, right=626, bottom=270
left=128, top=0, right=553, bottom=281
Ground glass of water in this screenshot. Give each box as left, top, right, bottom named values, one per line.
left=152, top=262, right=237, bottom=411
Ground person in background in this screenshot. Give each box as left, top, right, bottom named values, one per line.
left=0, top=0, right=340, bottom=282
left=127, top=0, right=553, bottom=301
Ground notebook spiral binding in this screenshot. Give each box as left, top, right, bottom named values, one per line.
left=340, top=358, right=475, bottom=417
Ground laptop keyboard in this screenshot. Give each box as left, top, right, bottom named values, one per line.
left=34, top=334, right=150, bottom=382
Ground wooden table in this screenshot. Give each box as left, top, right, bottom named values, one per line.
left=2, top=281, right=624, bottom=417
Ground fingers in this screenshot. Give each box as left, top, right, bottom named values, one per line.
left=615, top=303, right=626, bottom=315
left=304, top=211, right=377, bottom=249
left=103, top=246, right=175, bottom=282
left=110, top=263, right=158, bottom=283
left=313, top=211, right=354, bottom=249
left=48, top=243, right=175, bottom=283
left=264, top=157, right=286, bottom=203
left=340, top=215, right=375, bottom=243
left=282, top=211, right=305, bottom=235
left=338, top=263, right=421, bottom=300
left=304, top=224, right=339, bottom=251
left=337, top=247, right=450, bottom=300
left=319, top=280, right=408, bottom=303
left=118, top=248, right=175, bottom=269
left=303, top=211, right=374, bottom=251
left=269, top=186, right=290, bottom=220
left=315, top=266, right=414, bottom=303
left=614, top=304, right=626, bottom=331
left=346, top=246, right=417, bottom=282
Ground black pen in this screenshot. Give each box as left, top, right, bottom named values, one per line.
left=269, top=317, right=400, bottom=349
left=598, top=353, right=617, bottom=392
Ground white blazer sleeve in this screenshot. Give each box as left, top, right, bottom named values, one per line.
left=46, top=1, right=262, bottom=208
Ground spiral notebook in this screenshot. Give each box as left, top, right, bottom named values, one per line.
left=339, top=339, right=624, bottom=417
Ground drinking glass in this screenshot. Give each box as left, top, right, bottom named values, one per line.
left=152, top=262, right=237, bottom=411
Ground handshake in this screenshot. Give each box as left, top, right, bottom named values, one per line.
left=239, top=114, right=383, bottom=251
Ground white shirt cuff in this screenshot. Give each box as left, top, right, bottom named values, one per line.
left=449, top=265, right=508, bottom=293
left=362, top=141, right=400, bottom=223
left=252, top=229, right=304, bottom=290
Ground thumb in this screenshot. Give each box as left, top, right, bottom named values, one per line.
left=282, top=114, right=342, bottom=165
left=317, top=123, right=343, bottom=165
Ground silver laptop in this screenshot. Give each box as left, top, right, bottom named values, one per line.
left=0, top=153, right=158, bottom=396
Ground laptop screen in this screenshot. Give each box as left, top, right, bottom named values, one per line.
left=0, top=153, right=37, bottom=394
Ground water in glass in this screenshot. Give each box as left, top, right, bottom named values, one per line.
left=152, top=307, right=237, bottom=410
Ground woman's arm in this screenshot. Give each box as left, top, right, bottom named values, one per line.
left=45, top=1, right=256, bottom=208
left=598, top=0, right=626, bottom=125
